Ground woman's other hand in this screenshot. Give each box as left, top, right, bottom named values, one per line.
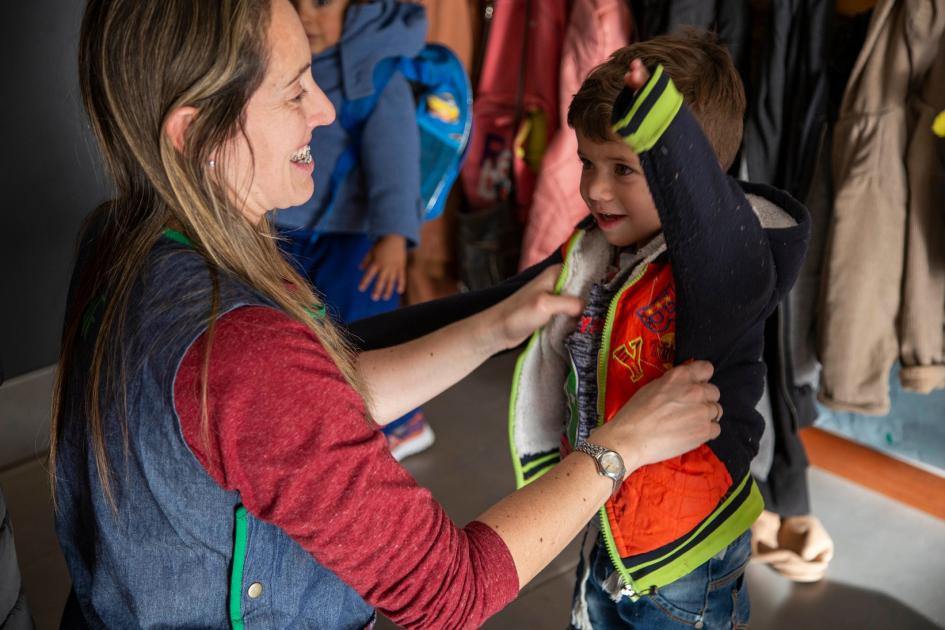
left=487, top=265, right=584, bottom=351
left=592, top=360, right=722, bottom=474
left=359, top=234, right=407, bottom=301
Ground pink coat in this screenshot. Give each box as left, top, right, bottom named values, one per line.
left=519, top=0, right=632, bottom=269
left=460, top=0, right=568, bottom=214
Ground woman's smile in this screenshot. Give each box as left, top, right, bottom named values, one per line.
left=290, top=144, right=315, bottom=174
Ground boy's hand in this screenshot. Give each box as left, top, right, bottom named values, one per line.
left=624, top=58, right=651, bottom=92
left=359, top=234, right=407, bottom=301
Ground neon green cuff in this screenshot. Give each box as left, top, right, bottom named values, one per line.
left=611, top=64, right=684, bottom=154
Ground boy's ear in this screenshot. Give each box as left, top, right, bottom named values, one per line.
left=164, top=106, right=198, bottom=153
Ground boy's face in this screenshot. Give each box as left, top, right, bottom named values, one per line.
left=576, top=131, right=662, bottom=248
left=295, top=0, right=351, bottom=55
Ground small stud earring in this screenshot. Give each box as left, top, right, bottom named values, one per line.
left=208, top=159, right=216, bottom=168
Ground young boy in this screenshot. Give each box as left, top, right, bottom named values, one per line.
left=279, top=0, right=434, bottom=459
left=508, top=31, right=810, bottom=628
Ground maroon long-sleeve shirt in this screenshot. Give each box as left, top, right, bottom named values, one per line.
left=174, top=306, right=519, bottom=628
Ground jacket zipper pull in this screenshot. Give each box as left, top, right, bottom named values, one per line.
left=620, top=581, right=638, bottom=600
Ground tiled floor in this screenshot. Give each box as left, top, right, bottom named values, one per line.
left=3, top=352, right=944, bottom=628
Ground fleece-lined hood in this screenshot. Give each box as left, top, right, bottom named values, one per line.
left=740, top=180, right=810, bottom=298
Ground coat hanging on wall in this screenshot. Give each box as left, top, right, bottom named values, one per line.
left=818, top=0, right=945, bottom=415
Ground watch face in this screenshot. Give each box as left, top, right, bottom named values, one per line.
left=600, top=451, right=623, bottom=476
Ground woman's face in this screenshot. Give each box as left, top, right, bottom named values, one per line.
left=222, top=0, right=335, bottom=224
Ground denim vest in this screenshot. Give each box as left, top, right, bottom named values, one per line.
left=55, top=235, right=374, bottom=628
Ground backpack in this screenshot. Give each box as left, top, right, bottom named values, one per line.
left=300, top=44, right=473, bottom=246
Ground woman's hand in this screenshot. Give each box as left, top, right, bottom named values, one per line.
left=359, top=264, right=583, bottom=422
left=359, top=234, right=407, bottom=301
left=483, top=265, right=584, bottom=352
left=477, top=359, right=720, bottom=589
left=590, top=360, right=722, bottom=474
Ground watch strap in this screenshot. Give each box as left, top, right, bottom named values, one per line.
left=576, top=441, right=623, bottom=497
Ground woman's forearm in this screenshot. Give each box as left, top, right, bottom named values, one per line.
left=475, top=452, right=616, bottom=589
left=358, top=265, right=582, bottom=424
left=344, top=250, right=562, bottom=352
left=478, top=360, right=722, bottom=590
left=357, top=308, right=502, bottom=424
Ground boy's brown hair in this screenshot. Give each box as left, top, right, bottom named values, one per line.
left=568, top=29, right=746, bottom=170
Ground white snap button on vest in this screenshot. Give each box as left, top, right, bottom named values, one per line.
left=248, top=582, right=263, bottom=599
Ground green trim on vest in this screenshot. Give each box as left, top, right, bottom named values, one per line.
left=162, top=229, right=256, bottom=624
left=229, top=505, right=249, bottom=629
left=162, top=227, right=193, bottom=246
left=611, top=65, right=683, bottom=155
left=81, top=295, right=106, bottom=339
left=305, top=305, right=328, bottom=320
left=161, top=227, right=327, bottom=320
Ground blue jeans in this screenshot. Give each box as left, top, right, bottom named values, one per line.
left=571, top=531, right=751, bottom=629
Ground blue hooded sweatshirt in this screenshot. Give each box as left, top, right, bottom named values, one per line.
left=275, top=0, right=427, bottom=245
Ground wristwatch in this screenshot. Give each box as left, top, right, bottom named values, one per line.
left=575, top=441, right=626, bottom=497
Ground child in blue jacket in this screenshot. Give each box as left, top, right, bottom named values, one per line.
left=280, top=0, right=432, bottom=459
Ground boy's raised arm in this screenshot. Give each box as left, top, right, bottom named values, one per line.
left=610, top=62, right=779, bottom=362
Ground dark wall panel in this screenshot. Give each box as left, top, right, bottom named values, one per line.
left=0, top=1, right=108, bottom=378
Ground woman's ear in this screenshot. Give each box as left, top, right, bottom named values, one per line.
left=164, top=106, right=198, bottom=153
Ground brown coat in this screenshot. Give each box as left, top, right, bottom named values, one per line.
left=818, top=0, right=945, bottom=414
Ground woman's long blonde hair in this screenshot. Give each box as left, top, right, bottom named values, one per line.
left=50, top=0, right=361, bottom=507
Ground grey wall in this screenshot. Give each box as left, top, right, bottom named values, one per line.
left=0, top=1, right=109, bottom=380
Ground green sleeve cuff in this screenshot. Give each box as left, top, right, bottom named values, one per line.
left=610, top=64, right=684, bottom=154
